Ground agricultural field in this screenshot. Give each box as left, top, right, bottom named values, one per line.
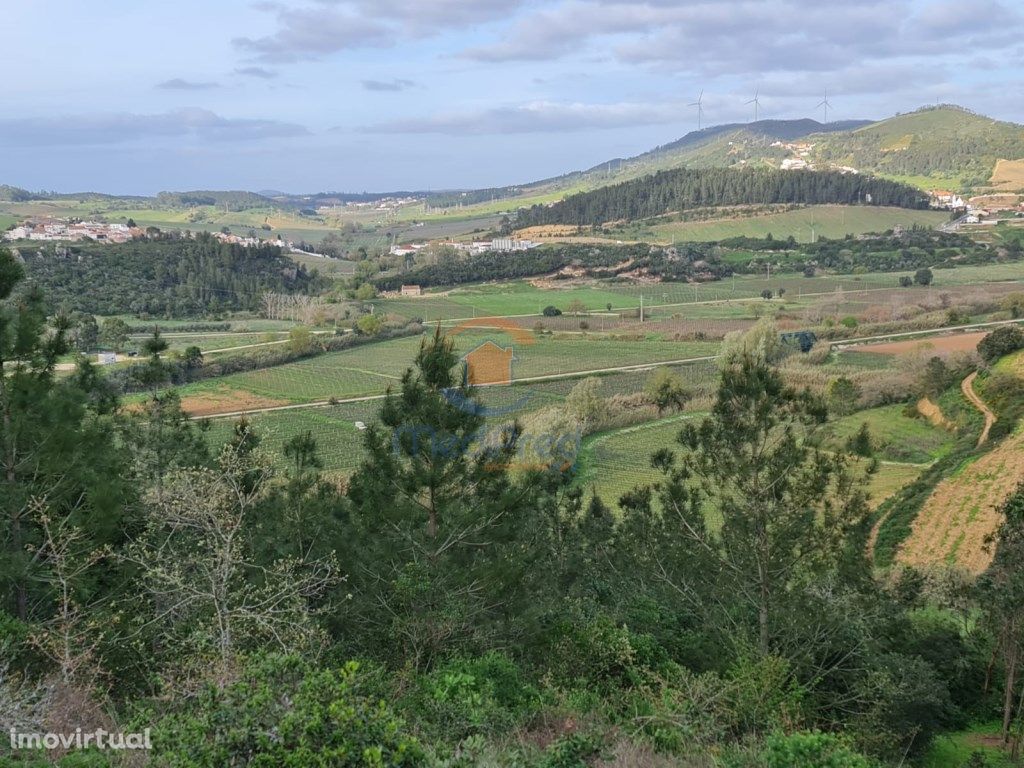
left=823, top=405, right=956, bottom=465
left=176, top=330, right=722, bottom=415
left=643, top=206, right=949, bottom=243
left=575, top=406, right=933, bottom=513
left=898, top=427, right=1024, bottom=573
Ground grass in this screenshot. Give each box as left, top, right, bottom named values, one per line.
left=919, top=722, right=1015, bottom=767
left=823, top=405, right=956, bottom=465
left=643, top=206, right=949, bottom=243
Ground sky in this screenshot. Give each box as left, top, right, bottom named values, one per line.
left=2, top=0, right=1022, bottom=195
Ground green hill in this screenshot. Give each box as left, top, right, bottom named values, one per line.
left=809, top=105, right=1024, bottom=189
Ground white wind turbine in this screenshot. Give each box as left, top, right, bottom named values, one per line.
left=746, top=87, right=762, bottom=122
left=689, top=89, right=705, bottom=130
left=817, top=88, right=833, bottom=124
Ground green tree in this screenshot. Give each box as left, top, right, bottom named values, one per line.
left=74, top=314, right=99, bottom=352
left=636, top=356, right=870, bottom=653
left=899, top=275, right=914, bottom=288
left=100, top=317, right=130, bottom=352
left=645, top=368, right=691, bottom=415
left=355, top=282, right=376, bottom=300
left=914, top=267, right=934, bottom=286
left=345, top=328, right=539, bottom=666
left=827, top=376, right=860, bottom=416
left=288, top=325, right=315, bottom=354
left=356, top=313, right=383, bottom=336
left=977, top=325, right=1024, bottom=364
left=0, top=249, right=131, bottom=619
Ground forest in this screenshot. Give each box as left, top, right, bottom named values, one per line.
left=4, top=246, right=1024, bottom=766
left=16, top=234, right=326, bottom=316
left=515, top=168, right=930, bottom=227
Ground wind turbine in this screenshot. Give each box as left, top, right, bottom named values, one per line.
left=746, top=87, right=761, bottom=122
left=689, top=89, right=705, bottom=130
left=816, top=88, right=832, bottom=124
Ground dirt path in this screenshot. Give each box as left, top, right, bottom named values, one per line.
left=962, top=371, right=996, bottom=447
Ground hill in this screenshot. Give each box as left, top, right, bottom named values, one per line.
left=809, top=105, right=1024, bottom=189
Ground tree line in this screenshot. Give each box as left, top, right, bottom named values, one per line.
left=516, top=168, right=930, bottom=227
left=18, top=233, right=327, bottom=316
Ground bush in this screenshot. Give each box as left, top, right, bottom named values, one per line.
left=140, top=654, right=423, bottom=766
left=761, top=731, right=873, bottom=768
left=543, top=305, right=563, bottom=317
left=976, top=325, right=1024, bottom=364
left=410, top=652, right=541, bottom=740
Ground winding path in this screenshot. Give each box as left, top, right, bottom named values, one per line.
left=962, top=371, right=996, bottom=447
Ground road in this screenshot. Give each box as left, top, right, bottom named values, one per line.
left=961, top=371, right=996, bottom=447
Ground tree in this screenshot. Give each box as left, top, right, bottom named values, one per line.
left=977, top=325, right=1024, bottom=364
left=100, top=317, right=130, bottom=352
left=0, top=249, right=131, bottom=620
left=827, top=376, right=860, bottom=416
left=914, top=267, right=934, bottom=286
left=846, top=423, right=873, bottom=457
left=138, top=326, right=169, bottom=387
left=356, top=313, right=383, bottom=336
left=127, top=446, right=338, bottom=671
left=721, top=319, right=789, bottom=366
left=979, top=484, right=1024, bottom=752
left=182, top=345, right=203, bottom=370
left=899, top=275, right=914, bottom=288
left=542, top=305, right=562, bottom=317
left=636, top=356, right=870, bottom=653
left=761, top=289, right=774, bottom=300
left=566, top=299, right=588, bottom=316
left=288, top=325, right=315, bottom=353
left=354, top=282, right=376, bottom=301
left=564, top=377, right=608, bottom=432
left=74, top=314, right=99, bottom=352
left=645, top=368, right=691, bottom=415
left=606, top=303, right=613, bottom=313
left=344, top=328, right=540, bottom=666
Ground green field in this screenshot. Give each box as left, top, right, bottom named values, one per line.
left=646, top=206, right=950, bottom=243
left=823, top=405, right=956, bottom=465
left=176, top=331, right=721, bottom=406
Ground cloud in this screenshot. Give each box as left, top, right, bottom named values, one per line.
left=156, top=78, right=221, bottom=90
left=460, top=0, right=1023, bottom=81
left=363, top=100, right=683, bottom=134
left=235, top=0, right=527, bottom=62
left=235, top=66, right=279, bottom=79
left=0, top=108, right=309, bottom=147
left=361, top=78, right=417, bottom=91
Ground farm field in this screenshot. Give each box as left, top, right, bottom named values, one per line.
left=847, top=330, right=990, bottom=357
left=176, top=331, right=722, bottom=415
left=380, top=262, right=1024, bottom=324
left=200, top=359, right=722, bottom=474
left=575, top=407, right=931, bottom=513
left=645, top=206, right=949, bottom=243
left=897, top=427, right=1024, bottom=573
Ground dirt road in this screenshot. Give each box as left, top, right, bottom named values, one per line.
left=962, top=371, right=996, bottom=446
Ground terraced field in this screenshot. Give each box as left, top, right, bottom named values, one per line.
left=897, top=428, right=1024, bottom=574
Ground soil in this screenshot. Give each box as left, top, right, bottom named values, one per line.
left=848, top=331, right=987, bottom=356
left=179, top=390, right=290, bottom=417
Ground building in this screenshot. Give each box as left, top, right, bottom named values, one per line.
left=400, top=285, right=422, bottom=297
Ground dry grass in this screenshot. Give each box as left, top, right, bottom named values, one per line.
left=897, top=429, right=1024, bottom=574
left=989, top=159, right=1024, bottom=191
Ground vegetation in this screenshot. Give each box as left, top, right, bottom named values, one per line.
left=517, top=167, right=929, bottom=228
left=20, top=233, right=325, bottom=316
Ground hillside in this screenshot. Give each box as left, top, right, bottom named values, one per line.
left=810, top=105, right=1024, bottom=189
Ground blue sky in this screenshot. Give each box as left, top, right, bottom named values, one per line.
left=3, top=0, right=1022, bottom=194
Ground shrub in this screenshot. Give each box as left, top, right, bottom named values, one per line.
left=543, top=305, right=563, bottom=317
left=976, top=325, right=1024, bottom=364
left=761, top=731, right=873, bottom=768
left=141, top=654, right=423, bottom=766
